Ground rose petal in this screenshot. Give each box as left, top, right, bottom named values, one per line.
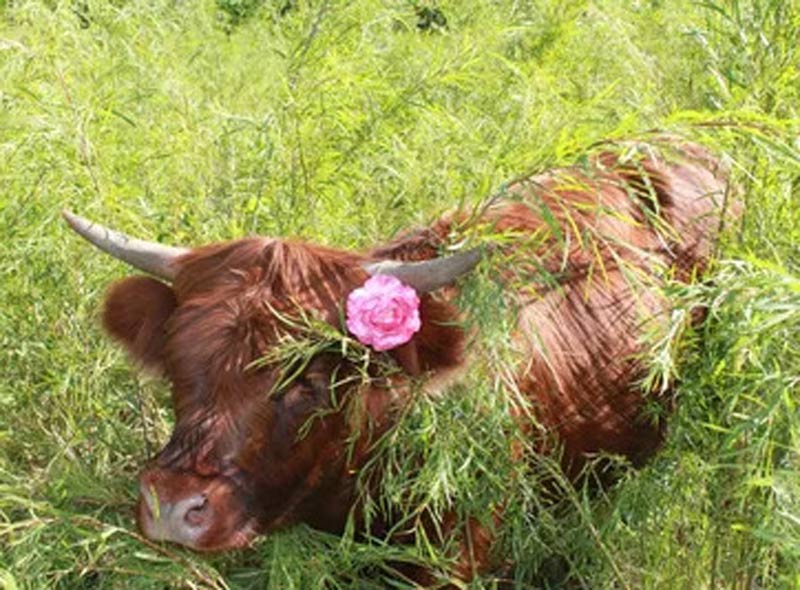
left=346, top=275, right=422, bottom=351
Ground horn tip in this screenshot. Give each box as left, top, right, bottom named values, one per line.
left=62, top=209, right=83, bottom=231
left=62, top=210, right=100, bottom=238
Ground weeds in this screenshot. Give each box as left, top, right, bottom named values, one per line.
left=1, top=0, right=798, bottom=588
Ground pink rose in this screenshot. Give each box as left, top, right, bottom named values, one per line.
left=346, top=275, right=421, bottom=351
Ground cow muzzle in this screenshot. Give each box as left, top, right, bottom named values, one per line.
left=136, top=468, right=256, bottom=551
left=138, top=480, right=210, bottom=546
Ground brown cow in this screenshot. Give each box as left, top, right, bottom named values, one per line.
left=64, top=138, right=732, bottom=580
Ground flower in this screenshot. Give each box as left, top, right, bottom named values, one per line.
left=346, top=275, right=421, bottom=351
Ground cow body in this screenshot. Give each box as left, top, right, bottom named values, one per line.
left=69, top=137, right=732, bottom=579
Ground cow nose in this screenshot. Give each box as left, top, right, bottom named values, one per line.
left=182, top=495, right=209, bottom=527
left=139, top=481, right=211, bottom=544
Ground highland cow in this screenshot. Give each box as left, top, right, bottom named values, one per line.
left=65, top=137, right=732, bottom=581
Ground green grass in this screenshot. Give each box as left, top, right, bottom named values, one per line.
left=1, top=0, right=799, bottom=588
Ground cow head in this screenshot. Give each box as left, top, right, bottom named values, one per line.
left=64, top=212, right=477, bottom=551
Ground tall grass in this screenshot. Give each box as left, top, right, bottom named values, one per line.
left=1, top=1, right=798, bottom=588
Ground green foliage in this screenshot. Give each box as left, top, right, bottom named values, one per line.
left=215, top=0, right=295, bottom=31
left=1, top=0, right=798, bottom=588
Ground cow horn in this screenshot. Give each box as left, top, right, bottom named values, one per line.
left=62, top=210, right=188, bottom=281
left=363, top=248, right=481, bottom=293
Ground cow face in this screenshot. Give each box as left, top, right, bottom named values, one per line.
left=99, top=240, right=366, bottom=550
left=98, top=238, right=466, bottom=551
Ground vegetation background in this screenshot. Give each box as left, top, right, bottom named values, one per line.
left=1, top=0, right=798, bottom=588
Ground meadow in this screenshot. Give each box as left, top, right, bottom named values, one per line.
left=1, top=0, right=799, bottom=588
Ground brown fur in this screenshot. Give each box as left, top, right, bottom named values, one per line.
left=98, top=138, right=732, bottom=581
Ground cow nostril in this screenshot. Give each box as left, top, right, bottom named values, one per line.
left=183, top=496, right=209, bottom=527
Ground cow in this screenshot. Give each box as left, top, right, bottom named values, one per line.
left=64, top=137, right=733, bottom=582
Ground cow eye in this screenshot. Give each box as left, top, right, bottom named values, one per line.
left=296, top=372, right=325, bottom=396
left=272, top=372, right=323, bottom=406
left=270, top=355, right=336, bottom=403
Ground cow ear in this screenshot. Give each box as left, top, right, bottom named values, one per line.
left=102, top=276, right=177, bottom=372
left=389, top=297, right=465, bottom=376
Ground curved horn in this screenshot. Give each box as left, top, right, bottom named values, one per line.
left=363, top=248, right=481, bottom=293
left=62, top=210, right=188, bottom=281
